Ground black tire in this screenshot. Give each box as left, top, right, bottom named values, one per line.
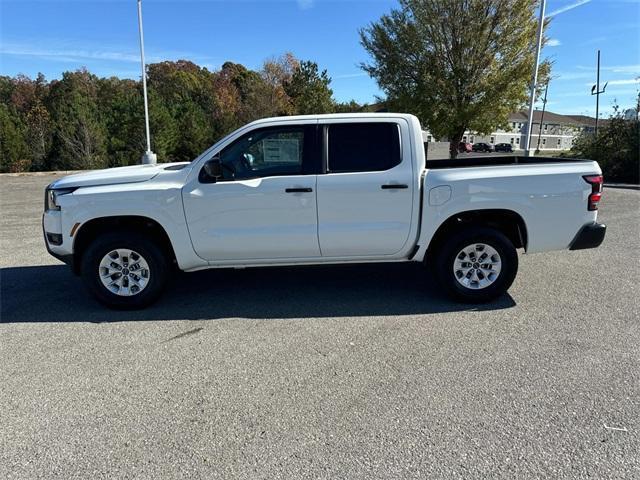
left=81, top=232, right=168, bottom=309
left=433, top=226, right=518, bottom=303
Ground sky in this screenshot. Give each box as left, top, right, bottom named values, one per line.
left=1, top=0, right=639, bottom=118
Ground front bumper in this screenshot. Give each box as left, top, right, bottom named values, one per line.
left=42, top=213, right=75, bottom=269
left=569, top=222, right=606, bottom=250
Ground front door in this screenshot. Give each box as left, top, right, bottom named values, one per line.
left=182, top=124, right=321, bottom=261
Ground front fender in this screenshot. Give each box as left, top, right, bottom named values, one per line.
left=62, top=183, right=207, bottom=271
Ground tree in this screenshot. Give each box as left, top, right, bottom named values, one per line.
left=97, top=77, right=145, bottom=167
left=147, top=60, right=218, bottom=162
left=261, top=52, right=298, bottom=115
left=284, top=61, right=334, bottom=115
left=334, top=100, right=368, bottom=113
left=0, top=55, right=341, bottom=171
left=4, top=73, right=51, bottom=170
left=0, top=103, right=29, bottom=172
left=360, top=0, right=551, bottom=157
left=570, top=94, right=639, bottom=184
left=47, top=69, right=107, bottom=170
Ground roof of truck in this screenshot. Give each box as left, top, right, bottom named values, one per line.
left=245, top=112, right=419, bottom=126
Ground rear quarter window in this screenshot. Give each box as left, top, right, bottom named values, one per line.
left=327, top=122, right=401, bottom=173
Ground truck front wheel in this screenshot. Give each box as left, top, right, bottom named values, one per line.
left=81, top=232, right=168, bottom=309
left=434, top=226, right=518, bottom=303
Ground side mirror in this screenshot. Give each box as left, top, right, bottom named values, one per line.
left=203, top=157, right=223, bottom=180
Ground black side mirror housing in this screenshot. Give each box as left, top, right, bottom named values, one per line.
left=203, top=157, right=223, bottom=180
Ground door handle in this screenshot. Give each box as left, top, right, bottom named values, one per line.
left=381, top=184, right=409, bottom=189
left=285, top=187, right=313, bottom=193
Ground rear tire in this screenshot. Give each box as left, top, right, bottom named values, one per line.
left=81, top=232, right=168, bottom=309
left=433, top=226, right=518, bottom=303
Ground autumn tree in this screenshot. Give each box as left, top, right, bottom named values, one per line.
left=260, top=52, right=298, bottom=115
left=0, top=55, right=346, bottom=172
left=360, top=0, right=551, bottom=157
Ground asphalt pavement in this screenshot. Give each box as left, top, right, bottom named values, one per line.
left=1, top=173, right=639, bottom=479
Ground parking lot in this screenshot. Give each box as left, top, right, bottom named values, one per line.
left=1, top=173, right=639, bottom=478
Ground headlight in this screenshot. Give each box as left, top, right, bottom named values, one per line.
left=45, top=187, right=75, bottom=211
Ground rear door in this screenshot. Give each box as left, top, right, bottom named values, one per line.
left=316, top=120, right=415, bottom=257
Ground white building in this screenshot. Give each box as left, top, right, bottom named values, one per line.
left=423, top=110, right=597, bottom=151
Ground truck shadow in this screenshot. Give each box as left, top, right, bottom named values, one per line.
left=1, top=263, right=515, bottom=323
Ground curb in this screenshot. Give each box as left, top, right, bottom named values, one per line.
left=605, top=184, right=640, bottom=191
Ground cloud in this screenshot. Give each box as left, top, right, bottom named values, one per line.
left=297, top=0, right=314, bottom=10
left=0, top=44, right=142, bottom=63
left=333, top=72, right=368, bottom=80
left=580, top=35, right=609, bottom=46
left=583, top=79, right=640, bottom=86
left=0, top=41, right=217, bottom=66
left=606, top=64, right=640, bottom=74
left=555, top=71, right=593, bottom=81
left=576, top=64, right=640, bottom=74
left=548, top=0, right=592, bottom=17
left=547, top=39, right=562, bottom=47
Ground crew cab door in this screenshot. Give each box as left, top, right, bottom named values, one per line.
left=182, top=124, right=321, bottom=261
left=316, top=120, right=415, bottom=257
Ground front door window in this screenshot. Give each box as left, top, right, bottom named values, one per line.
left=217, top=127, right=306, bottom=181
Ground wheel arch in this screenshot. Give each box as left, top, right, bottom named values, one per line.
left=424, top=209, right=528, bottom=264
left=72, top=215, right=177, bottom=275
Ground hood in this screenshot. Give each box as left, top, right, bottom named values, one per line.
left=49, top=162, right=191, bottom=189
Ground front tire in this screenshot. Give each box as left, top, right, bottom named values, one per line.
left=434, top=226, right=518, bottom=303
left=81, top=232, right=168, bottom=309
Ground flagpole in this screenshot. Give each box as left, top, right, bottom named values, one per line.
left=524, top=0, right=546, bottom=156
left=137, top=0, right=156, bottom=164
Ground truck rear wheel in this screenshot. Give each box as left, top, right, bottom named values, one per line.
left=434, top=226, right=518, bottom=303
left=81, top=232, right=168, bottom=309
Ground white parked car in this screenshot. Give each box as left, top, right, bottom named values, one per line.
left=43, top=113, right=606, bottom=309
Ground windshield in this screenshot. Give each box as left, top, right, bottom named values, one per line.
left=190, top=129, right=238, bottom=163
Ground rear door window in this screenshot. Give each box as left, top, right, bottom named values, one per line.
left=327, top=123, right=401, bottom=173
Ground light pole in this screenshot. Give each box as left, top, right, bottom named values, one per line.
left=137, top=0, right=156, bottom=164
left=536, top=80, right=549, bottom=152
left=523, top=0, right=546, bottom=156
left=591, top=50, right=608, bottom=137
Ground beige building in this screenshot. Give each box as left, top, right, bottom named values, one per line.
left=423, top=110, right=597, bottom=151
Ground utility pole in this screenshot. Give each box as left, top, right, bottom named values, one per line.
left=137, top=0, right=157, bottom=164
left=591, top=50, right=608, bottom=137
left=524, top=0, right=547, bottom=157
left=536, top=80, right=549, bottom=152
left=524, top=0, right=546, bottom=156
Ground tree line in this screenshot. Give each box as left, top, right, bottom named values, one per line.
left=0, top=54, right=366, bottom=173
left=2, top=0, right=636, bottom=179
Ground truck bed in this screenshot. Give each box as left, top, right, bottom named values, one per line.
left=425, top=155, right=592, bottom=169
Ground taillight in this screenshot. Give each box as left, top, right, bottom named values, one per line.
left=583, top=175, right=603, bottom=211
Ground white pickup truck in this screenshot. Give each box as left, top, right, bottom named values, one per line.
left=43, top=113, right=606, bottom=309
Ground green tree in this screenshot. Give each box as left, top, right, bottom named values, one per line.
left=284, top=60, right=334, bottom=115
left=360, top=0, right=551, bottom=157
left=0, top=103, right=29, bottom=172
left=147, top=60, right=219, bottom=162
left=334, top=100, right=367, bottom=113
left=97, top=77, right=145, bottom=167
left=570, top=95, right=639, bottom=184
left=47, top=69, right=108, bottom=170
